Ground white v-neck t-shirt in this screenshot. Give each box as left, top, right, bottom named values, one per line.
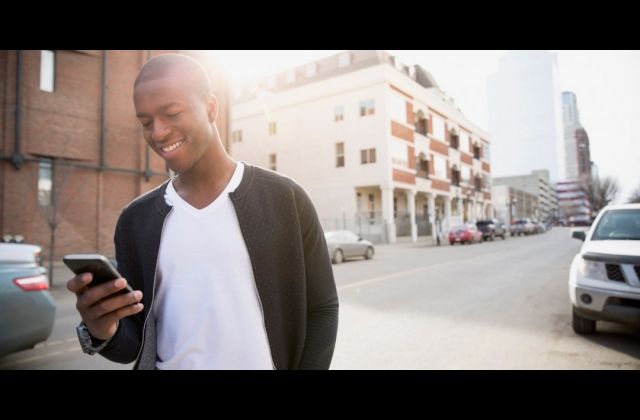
left=154, top=162, right=274, bottom=370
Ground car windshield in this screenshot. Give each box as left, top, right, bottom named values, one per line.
left=591, top=209, right=640, bottom=240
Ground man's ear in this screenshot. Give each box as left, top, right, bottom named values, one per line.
left=206, top=94, right=218, bottom=123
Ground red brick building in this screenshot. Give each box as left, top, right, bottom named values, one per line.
left=0, top=50, right=229, bottom=262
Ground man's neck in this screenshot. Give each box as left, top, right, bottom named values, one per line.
left=173, top=148, right=237, bottom=209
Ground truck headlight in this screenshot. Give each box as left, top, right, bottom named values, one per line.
left=578, top=257, right=607, bottom=281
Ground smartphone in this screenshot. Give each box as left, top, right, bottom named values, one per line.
left=63, top=254, right=134, bottom=295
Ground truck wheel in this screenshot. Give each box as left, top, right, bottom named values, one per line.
left=572, top=306, right=596, bottom=334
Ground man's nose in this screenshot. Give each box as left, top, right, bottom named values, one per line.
left=151, top=120, right=171, bottom=142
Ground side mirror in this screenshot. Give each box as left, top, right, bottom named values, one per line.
left=572, top=231, right=586, bottom=241
left=358, top=236, right=363, bottom=241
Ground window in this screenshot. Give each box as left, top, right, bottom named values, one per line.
left=231, top=130, right=243, bottom=143
left=305, top=63, right=317, bottom=78
left=483, top=143, right=490, bottom=161
left=38, top=159, right=53, bottom=207
left=390, top=94, right=407, bottom=124
left=462, top=166, right=471, bottom=183
left=450, top=132, right=459, bottom=149
left=268, top=121, right=277, bottom=135
left=473, top=143, right=481, bottom=159
left=417, top=155, right=429, bottom=179
left=459, top=131, right=469, bottom=153
left=451, top=168, right=461, bottom=186
left=336, top=142, right=345, bottom=167
left=368, top=194, right=375, bottom=221
left=285, top=70, right=295, bottom=84
left=334, top=106, right=344, bottom=122
left=434, top=156, right=446, bottom=179
left=475, top=176, right=483, bottom=191
left=338, top=52, right=351, bottom=68
left=269, top=154, right=277, bottom=171
left=391, top=140, right=408, bottom=167
left=394, top=197, right=398, bottom=218
left=416, top=114, right=428, bottom=136
left=360, top=99, right=375, bottom=117
left=40, top=50, right=55, bottom=92
left=361, top=148, right=376, bottom=164
left=432, top=116, right=445, bottom=141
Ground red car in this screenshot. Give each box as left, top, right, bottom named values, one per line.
left=448, top=224, right=483, bottom=245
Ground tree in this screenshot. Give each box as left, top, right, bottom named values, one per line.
left=586, top=176, right=619, bottom=213
left=628, top=187, right=640, bottom=204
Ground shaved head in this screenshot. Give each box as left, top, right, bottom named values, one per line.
left=135, top=54, right=212, bottom=100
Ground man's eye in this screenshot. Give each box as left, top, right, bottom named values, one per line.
left=167, top=112, right=181, bottom=118
left=141, top=121, right=152, bottom=128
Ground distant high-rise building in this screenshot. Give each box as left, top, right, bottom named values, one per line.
left=556, top=180, right=592, bottom=225
left=487, top=51, right=565, bottom=182
left=562, top=91, right=592, bottom=183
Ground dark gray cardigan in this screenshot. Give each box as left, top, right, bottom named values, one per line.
left=99, top=164, right=339, bottom=369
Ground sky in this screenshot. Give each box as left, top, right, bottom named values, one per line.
left=210, top=50, right=640, bottom=202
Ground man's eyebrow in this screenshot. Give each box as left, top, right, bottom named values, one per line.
left=136, top=102, right=182, bottom=118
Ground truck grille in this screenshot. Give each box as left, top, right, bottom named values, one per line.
left=605, top=264, right=625, bottom=282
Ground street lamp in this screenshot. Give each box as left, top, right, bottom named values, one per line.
left=509, top=197, right=518, bottom=226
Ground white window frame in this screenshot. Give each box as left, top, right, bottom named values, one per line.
left=334, top=106, right=344, bottom=122
left=434, top=156, right=446, bottom=179
left=285, top=70, right=295, bottom=84
left=338, top=52, right=351, bottom=68
left=305, top=63, right=317, bottom=78
left=459, top=131, right=470, bottom=153
left=40, top=50, right=55, bottom=92
left=360, top=99, right=375, bottom=117
left=391, top=140, right=408, bottom=167
left=390, top=94, right=407, bottom=125
left=432, top=116, right=445, bottom=141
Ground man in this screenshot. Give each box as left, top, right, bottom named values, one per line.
left=67, top=54, right=339, bottom=369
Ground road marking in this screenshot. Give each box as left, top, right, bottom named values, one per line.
left=337, top=248, right=509, bottom=292
left=0, top=345, right=80, bottom=369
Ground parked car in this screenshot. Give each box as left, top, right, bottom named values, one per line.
left=511, top=218, right=536, bottom=236
left=476, top=219, right=507, bottom=241
left=325, top=230, right=375, bottom=264
left=448, top=224, right=483, bottom=245
left=0, top=243, right=55, bottom=358
left=568, top=204, right=640, bottom=334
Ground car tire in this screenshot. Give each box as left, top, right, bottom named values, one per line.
left=332, top=249, right=344, bottom=264
left=365, top=247, right=374, bottom=260
left=572, top=307, right=596, bottom=334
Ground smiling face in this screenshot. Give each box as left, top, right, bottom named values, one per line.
left=133, top=60, right=217, bottom=175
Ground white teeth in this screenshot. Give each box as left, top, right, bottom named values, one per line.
left=160, top=140, right=184, bottom=153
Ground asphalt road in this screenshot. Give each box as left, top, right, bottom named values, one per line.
left=2, top=227, right=638, bottom=369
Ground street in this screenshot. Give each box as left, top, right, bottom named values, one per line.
left=2, top=227, right=639, bottom=369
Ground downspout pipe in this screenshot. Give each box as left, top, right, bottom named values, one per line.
left=12, top=50, right=24, bottom=170
left=100, top=50, right=107, bottom=168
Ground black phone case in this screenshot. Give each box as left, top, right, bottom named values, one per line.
left=63, top=257, right=134, bottom=294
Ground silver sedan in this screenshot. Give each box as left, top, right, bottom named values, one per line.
left=325, top=230, right=375, bottom=264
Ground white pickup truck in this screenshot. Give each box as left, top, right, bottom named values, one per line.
left=568, top=204, right=640, bottom=334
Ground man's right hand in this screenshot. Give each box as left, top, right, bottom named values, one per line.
left=67, top=273, right=144, bottom=341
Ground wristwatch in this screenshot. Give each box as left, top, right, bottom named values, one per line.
left=76, top=321, right=116, bottom=355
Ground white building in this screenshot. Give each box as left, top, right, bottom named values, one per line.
left=231, top=51, right=492, bottom=244
left=487, top=51, right=566, bottom=183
